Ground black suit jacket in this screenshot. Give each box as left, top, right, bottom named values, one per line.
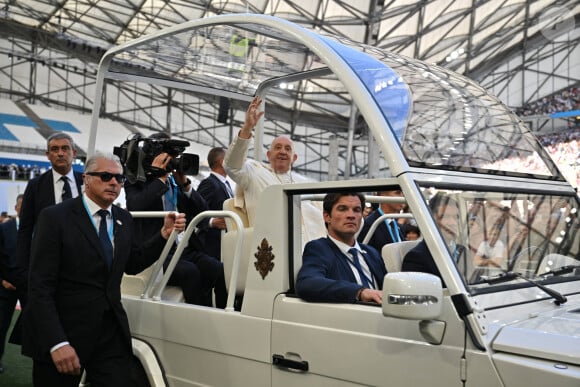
left=22, top=197, right=166, bottom=361
left=197, top=174, right=230, bottom=259
left=402, top=240, right=442, bottom=279
left=13, top=169, right=83, bottom=291
left=0, top=218, right=18, bottom=282
left=358, top=210, right=405, bottom=253
left=402, top=240, right=466, bottom=288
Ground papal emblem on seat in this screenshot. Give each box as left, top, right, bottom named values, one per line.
left=254, top=238, right=275, bottom=279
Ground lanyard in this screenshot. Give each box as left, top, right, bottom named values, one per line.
left=378, top=207, right=401, bottom=242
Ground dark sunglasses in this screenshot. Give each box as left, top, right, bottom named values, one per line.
left=86, top=171, right=126, bottom=184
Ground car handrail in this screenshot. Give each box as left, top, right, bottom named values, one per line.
left=362, top=213, right=414, bottom=244
left=148, top=210, right=244, bottom=311
left=130, top=211, right=178, bottom=300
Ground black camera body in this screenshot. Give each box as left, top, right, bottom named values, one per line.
left=114, top=135, right=199, bottom=183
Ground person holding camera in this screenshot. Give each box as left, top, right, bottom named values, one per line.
left=125, top=133, right=226, bottom=308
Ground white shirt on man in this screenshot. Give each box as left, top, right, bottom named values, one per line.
left=476, top=239, right=506, bottom=269
left=51, top=168, right=79, bottom=203
left=328, top=235, right=375, bottom=289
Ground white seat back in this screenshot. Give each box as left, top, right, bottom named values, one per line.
left=121, top=266, right=184, bottom=302
left=121, top=265, right=155, bottom=297
left=381, top=240, right=421, bottom=272
left=223, top=198, right=249, bottom=230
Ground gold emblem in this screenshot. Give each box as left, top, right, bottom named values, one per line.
left=254, top=238, right=275, bottom=279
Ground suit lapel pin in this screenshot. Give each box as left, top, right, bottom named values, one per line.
left=116, top=219, right=123, bottom=226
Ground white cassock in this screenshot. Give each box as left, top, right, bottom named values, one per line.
left=224, top=136, right=326, bottom=244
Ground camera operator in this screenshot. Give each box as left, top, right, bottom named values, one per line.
left=124, top=133, right=226, bottom=308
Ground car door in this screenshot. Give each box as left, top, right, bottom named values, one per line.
left=271, top=293, right=465, bottom=386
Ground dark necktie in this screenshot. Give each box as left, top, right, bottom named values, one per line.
left=61, top=176, right=72, bottom=201
left=97, top=209, right=113, bottom=270
left=224, top=180, right=234, bottom=198
left=348, top=248, right=371, bottom=288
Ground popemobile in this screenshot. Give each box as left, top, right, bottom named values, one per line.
left=86, top=14, right=580, bottom=387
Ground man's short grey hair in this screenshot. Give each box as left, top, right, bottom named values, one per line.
left=47, top=132, right=76, bottom=151
left=84, top=152, right=123, bottom=173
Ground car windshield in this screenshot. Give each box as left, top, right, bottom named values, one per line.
left=418, top=187, right=580, bottom=294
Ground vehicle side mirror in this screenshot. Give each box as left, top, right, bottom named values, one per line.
left=382, top=272, right=443, bottom=320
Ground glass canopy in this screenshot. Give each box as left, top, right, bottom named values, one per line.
left=104, top=18, right=563, bottom=180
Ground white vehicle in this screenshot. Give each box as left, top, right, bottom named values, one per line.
left=89, top=14, right=580, bottom=387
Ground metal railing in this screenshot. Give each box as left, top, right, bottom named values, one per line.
left=129, top=210, right=244, bottom=311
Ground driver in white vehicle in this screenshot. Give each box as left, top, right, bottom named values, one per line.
left=296, top=192, right=387, bottom=304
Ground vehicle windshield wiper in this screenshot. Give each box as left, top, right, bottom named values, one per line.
left=481, top=271, right=568, bottom=305
left=537, top=264, right=580, bottom=278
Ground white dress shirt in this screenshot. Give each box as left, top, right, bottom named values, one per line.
left=51, top=169, right=79, bottom=203
left=328, top=235, right=375, bottom=289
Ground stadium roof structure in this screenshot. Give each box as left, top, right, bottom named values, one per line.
left=0, top=1, right=579, bottom=179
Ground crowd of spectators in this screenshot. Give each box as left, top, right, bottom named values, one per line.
left=478, top=129, right=580, bottom=188
left=538, top=130, right=580, bottom=147
left=515, top=87, right=579, bottom=117
left=0, top=164, right=45, bottom=181
left=539, top=130, right=580, bottom=187
left=481, top=153, right=552, bottom=177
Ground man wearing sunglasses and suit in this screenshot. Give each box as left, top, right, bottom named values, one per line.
left=9, top=132, right=83, bottom=346
left=23, top=152, right=185, bottom=387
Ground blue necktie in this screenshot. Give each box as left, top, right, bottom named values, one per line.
left=348, top=248, right=371, bottom=288
left=61, top=176, right=72, bottom=201
left=97, top=210, right=113, bottom=270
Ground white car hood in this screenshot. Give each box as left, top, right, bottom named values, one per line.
left=492, top=306, right=580, bottom=365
